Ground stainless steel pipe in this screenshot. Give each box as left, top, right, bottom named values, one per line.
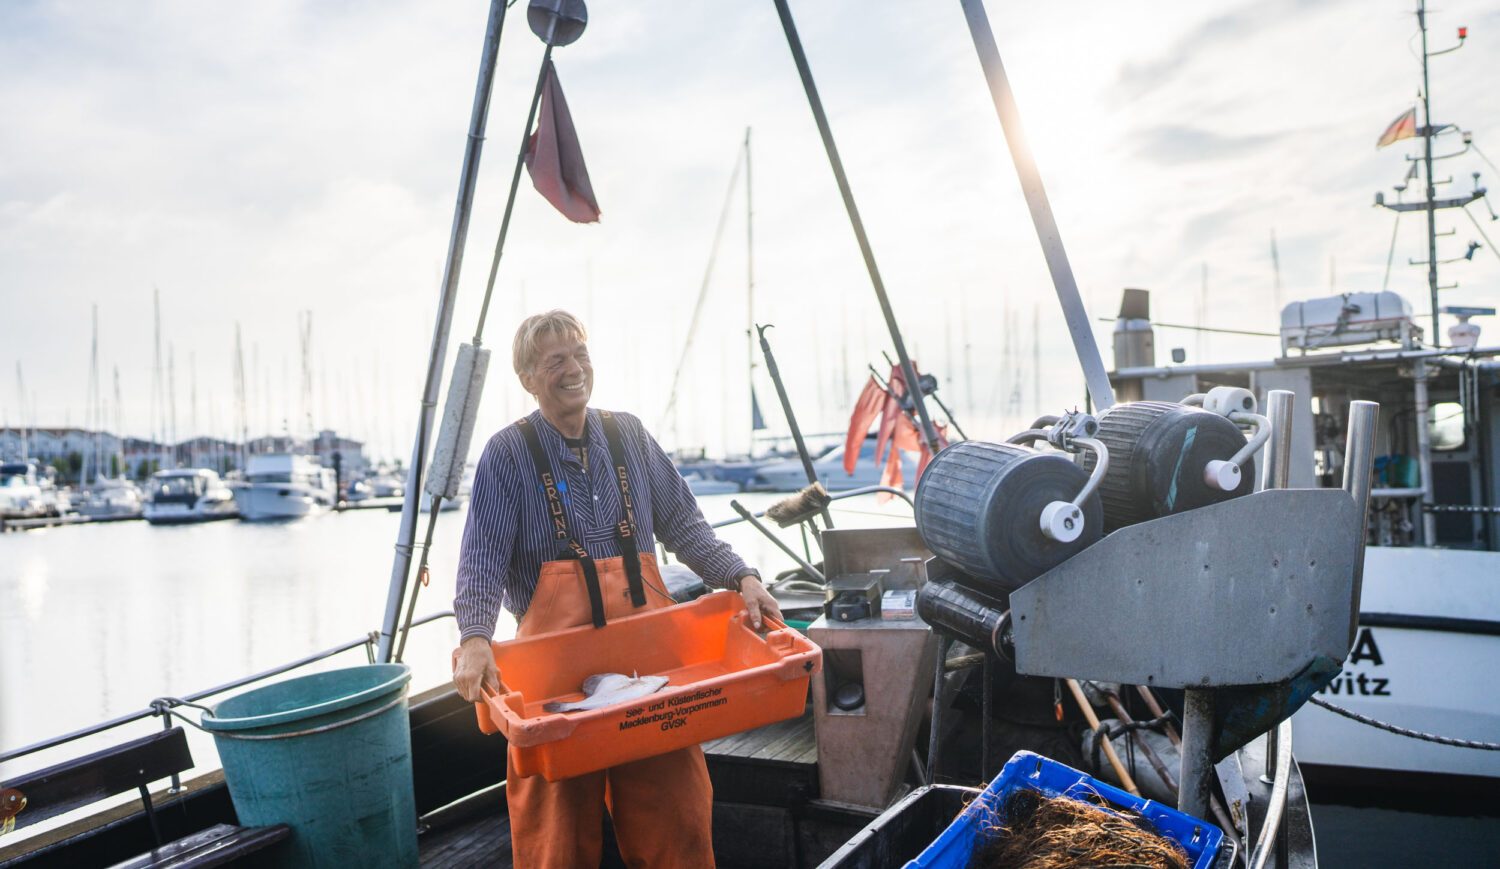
left=1411, top=362, right=1438, bottom=544
left=1341, top=400, right=1380, bottom=647
left=1177, top=688, right=1216, bottom=820
left=1262, top=389, right=1295, bottom=491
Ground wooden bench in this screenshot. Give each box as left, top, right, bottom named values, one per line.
left=0, top=727, right=289, bottom=867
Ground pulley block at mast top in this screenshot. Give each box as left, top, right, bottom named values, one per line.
left=529, top=0, right=587, bottom=46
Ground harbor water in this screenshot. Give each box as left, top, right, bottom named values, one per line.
left=3, top=493, right=1497, bottom=866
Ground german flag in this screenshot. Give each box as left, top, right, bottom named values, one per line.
left=1377, top=107, right=1417, bottom=148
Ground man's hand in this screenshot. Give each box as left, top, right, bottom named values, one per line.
left=738, top=575, right=783, bottom=630
left=454, top=636, right=499, bottom=703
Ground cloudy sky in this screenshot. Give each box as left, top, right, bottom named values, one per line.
left=4, top=0, right=1498, bottom=460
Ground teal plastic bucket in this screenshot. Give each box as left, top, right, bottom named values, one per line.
left=202, top=663, right=417, bottom=868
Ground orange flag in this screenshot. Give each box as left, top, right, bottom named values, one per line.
left=843, top=364, right=949, bottom=501
left=525, top=60, right=601, bottom=223
left=1377, top=108, right=1417, bottom=149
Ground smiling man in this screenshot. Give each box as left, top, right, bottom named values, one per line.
left=453, top=309, right=779, bottom=867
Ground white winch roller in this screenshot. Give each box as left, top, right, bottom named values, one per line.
left=1196, top=387, right=1270, bottom=493
left=426, top=342, right=490, bottom=500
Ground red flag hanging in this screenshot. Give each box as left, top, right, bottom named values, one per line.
left=843, top=363, right=949, bottom=501
left=525, top=60, right=601, bottom=223
left=1376, top=107, right=1417, bottom=149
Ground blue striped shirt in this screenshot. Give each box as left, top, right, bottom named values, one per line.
left=455, top=408, right=750, bottom=641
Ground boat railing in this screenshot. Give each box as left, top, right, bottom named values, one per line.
left=707, top=485, right=913, bottom=531
left=1249, top=719, right=1294, bottom=869
left=0, top=610, right=456, bottom=769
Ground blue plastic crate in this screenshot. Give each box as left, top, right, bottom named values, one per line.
left=906, top=751, right=1224, bottom=869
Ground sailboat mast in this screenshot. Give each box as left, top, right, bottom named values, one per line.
left=113, top=366, right=124, bottom=478
left=190, top=351, right=198, bottom=467
left=299, top=310, right=315, bottom=440
left=86, top=304, right=99, bottom=486
left=1418, top=0, right=1440, bottom=343
left=961, top=294, right=975, bottom=415
left=168, top=345, right=177, bottom=468
left=1031, top=305, right=1040, bottom=419
left=234, top=324, right=248, bottom=473
left=152, top=289, right=164, bottom=470
left=744, top=126, right=756, bottom=457
left=14, top=363, right=25, bottom=459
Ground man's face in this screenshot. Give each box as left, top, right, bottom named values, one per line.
left=522, top=330, right=593, bottom=418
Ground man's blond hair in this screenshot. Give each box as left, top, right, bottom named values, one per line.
left=512, top=310, right=589, bottom=376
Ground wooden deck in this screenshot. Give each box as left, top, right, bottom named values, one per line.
left=418, top=713, right=820, bottom=867
left=702, top=712, right=818, bottom=765
left=421, top=811, right=514, bottom=868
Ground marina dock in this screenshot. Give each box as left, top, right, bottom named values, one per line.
left=0, top=512, right=142, bottom=533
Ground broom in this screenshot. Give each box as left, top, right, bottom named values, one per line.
left=765, top=482, right=832, bottom=528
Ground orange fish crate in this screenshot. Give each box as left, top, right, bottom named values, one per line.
left=470, top=591, right=823, bottom=781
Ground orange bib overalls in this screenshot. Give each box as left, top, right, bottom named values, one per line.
left=506, top=412, right=715, bottom=867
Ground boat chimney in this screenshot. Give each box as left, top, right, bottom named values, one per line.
left=1112, top=289, right=1154, bottom=369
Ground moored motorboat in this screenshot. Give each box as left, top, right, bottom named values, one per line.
left=75, top=477, right=144, bottom=519
left=234, top=454, right=336, bottom=521
left=0, top=461, right=63, bottom=520
left=751, top=434, right=913, bottom=492
left=682, top=471, right=740, bottom=496
left=143, top=468, right=239, bottom=525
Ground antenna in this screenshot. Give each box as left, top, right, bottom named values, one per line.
left=1375, top=1, right=1482, bottom=344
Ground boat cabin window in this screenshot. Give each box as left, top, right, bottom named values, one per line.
left=249, top=472, right=293, bottom=484
left=2, top=466, right=34, bottom=487
left=157, top=476, right=206, bottom=498
left=249, top=470, right=325, bottom=487
left=1429, top=402, right=1465, bottom=451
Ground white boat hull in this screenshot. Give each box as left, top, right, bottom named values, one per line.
left=1293, top=547, right=1500, bottom=783
left=235, top=483, right=333, bottom=521
left=143, top=499, right=238, bottom=525
left=76, top=501, right=143, bottom=519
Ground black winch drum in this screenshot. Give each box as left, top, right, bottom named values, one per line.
left=1083, top=400, right=1255, bottom=532
left=914, top=441, right=1103, bottom=595
left=916, top=578, right=1008, bottom=654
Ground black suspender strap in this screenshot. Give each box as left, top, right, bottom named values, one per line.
left=599, top=410, right=648, bottom=608
left=516, top=417, right=607, bottom=629
left=516, top=417, right=569, bottom=544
